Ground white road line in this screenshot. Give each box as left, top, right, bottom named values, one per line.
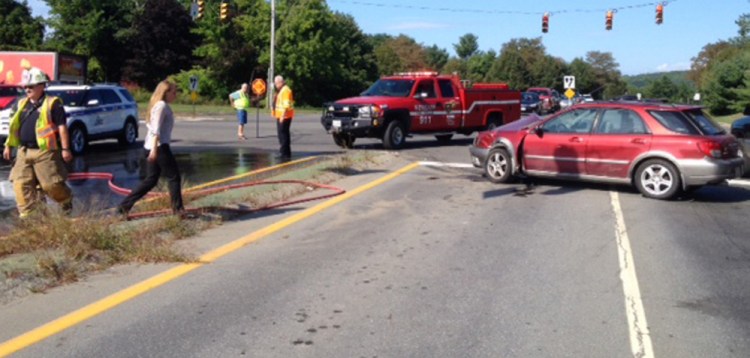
left=418, top=161, right=474, bottom=169
left=610, top=191, right=655, bottom=358
left=728, top=179, right=750, bottom=188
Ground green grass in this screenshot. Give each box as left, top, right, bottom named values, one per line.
left=137, top=102, right=323, bottom=118
left=713, top=113, right=743, bottom=126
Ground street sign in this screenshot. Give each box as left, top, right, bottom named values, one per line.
left=563, top=75, right=576, bottom=89
left=190, top=2, right=199, bottom=20
left=252, top=79, right=266, bottom=96
left=565, top=88, right=576, bottom=100
left=189, top=75, right=199, bottom=92
left=191, top=91, right=198, bottom=102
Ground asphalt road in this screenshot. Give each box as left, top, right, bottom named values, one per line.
left=3, top=113, right=750, bottom=357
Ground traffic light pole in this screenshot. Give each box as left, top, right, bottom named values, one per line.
left=268, top=0, right=276, bottom=110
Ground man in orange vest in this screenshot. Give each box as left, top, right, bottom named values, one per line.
left=3, top=67, right=73, bottom=218
left=272, top=75, right=294, bottom=159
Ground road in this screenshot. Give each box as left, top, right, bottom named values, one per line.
left=2, top=114, right=750, bottom=357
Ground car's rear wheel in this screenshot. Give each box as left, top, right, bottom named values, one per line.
left=118, top=118, right=138, bottom=146
left=484, top=148, right=513, bottom=183
left=383, top=120, right=406, bottom=149
left=69, top=124, right=88, bottom=155
left=635, top=159, right=681, bottom=200
left=332, top=133, right=355, bottom=149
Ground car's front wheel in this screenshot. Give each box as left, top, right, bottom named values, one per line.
left=383, top=120, right=406, bottom=149
left=635, top=159, right=681, bottom=200
left=484, top=148, right=514, bottom=183
left=69, top=124, right=88, bottom=155
left=118, top=118, right=138, bottom=146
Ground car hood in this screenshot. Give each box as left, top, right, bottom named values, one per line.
left=498, top=114, right=544, bottom=132
left=334, top=96, right=410, bottom=106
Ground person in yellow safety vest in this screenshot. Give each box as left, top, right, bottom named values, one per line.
left=272, top=75, right=294, bottom=159
left=229, top=83, right=251, bottom=140
left=2, top=67, right=73, bottom=218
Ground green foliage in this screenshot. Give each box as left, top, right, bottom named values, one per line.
left=424, top=45, right=449, bottom=72
left=372, top=35, right=427, bottom=76
left=0, top=0, right=44, bottom=50
left=703, top=52, right=750, bottom=114
left=276, top=0, right=377, bottom=105
left=454, top=33, right=478, bottom=59
left=122, top=0, right=197, bottom=90
left=172, top=67, right=227, bottom=103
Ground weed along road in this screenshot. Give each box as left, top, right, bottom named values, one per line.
left=1, top=113, right=750, bottom=357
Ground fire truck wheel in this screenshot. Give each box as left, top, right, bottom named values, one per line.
left=332, top=133, right=355, bottom=149
left=383, top=120, right=406, bottom=149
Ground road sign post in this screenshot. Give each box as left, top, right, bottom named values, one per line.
left=189, top=76, right=200, bottom=118
left=252, top=79, right=267, bottom=138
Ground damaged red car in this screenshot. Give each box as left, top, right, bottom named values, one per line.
left=469, top=102, right=745, bottom=199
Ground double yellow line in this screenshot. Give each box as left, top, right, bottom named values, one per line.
left=0, top=161, right=420, bottom=357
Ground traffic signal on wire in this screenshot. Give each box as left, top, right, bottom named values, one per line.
left=605, top=10, right=614, bottom=30
left=656, top=4, right=664, bottom=25
left=197, top=0, right=204, bottom=20
left=220, top=1, right=229, bottom=22
left=542, top=12, right=549, bottom=33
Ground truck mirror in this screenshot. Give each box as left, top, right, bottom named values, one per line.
left=414, top=92, right=427, bottom=99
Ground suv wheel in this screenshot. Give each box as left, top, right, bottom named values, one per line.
left=383, top=120, right=406, bottom=149
left=635, top=159, right=681, bottom=200
left=118, top=118, right=138, bottom=146
left=69, top=124, right=88, bottom=155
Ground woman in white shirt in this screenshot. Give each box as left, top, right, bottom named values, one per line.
left=118, top=80, right=184, bottom=217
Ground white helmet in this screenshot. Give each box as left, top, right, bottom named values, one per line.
left=19, top=67, right=50, bottom=86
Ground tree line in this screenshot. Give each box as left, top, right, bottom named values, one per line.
left=1, top=0, right=705, bottom=108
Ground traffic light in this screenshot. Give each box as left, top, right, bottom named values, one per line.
left=197, top=0, right=204, bottom=20
left=656, top=4, right=664, bottom=25
left=542, top=12, right=549, bottom=33
left=220, top=1, right=229, bottom=22
left=606, top=10, right=614, bottom=31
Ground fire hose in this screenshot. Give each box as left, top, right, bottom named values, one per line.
left=67, top=172, right=346, bottom=220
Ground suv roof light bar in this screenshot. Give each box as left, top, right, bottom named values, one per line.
left=393, top=71, right=439, bottom=77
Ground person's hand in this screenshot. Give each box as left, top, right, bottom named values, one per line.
left=3, top=146, right=11, bottom=161
left=62, top=149, right=73, bottom=163
left=148, top=150, right=158, bottom=163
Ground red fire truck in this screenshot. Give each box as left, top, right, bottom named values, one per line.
left=321, top=72, right=522, bottom=149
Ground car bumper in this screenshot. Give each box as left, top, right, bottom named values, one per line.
left=321, top=116, right=379, bottom=137
left=469, top=145, right=490, bottom=168
left=680, top=157, right=745, bottom=186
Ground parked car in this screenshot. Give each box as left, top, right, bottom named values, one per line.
left=46, top=84, right=139, bottom=154
left=581, top=94, right=594, bottom=103
left=0, top=85, right=23, bottom=141
left=730, top=106, right=750, bottom=176
left=521, top=92, right=542, bottom=115
left=470, top=102, right=744, bottom=199
left=526, top=87, right=560, bottom=114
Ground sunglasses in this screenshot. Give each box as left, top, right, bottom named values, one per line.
left=23, top=85, right=40, bottom=90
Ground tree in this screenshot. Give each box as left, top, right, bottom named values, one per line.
left=424, top=45, right=449, bottom=73
left=122, top=0, right=197, bottom=89
left=736, top=13, right=750, bottom=39
left=688, top=41, right=737, bottom=88
left=585, top=51, right=626, bottom=99
left=568, top=58, right=597, bottom=95
left=45, top=0, right=135, bottom=82
left=466, top=50, right=496, bottom=82
left=276, top=0, right=377, bottom=105
left=372, top=35, right=427, bottom=76
left=454, top=33, right=478, bottom=60
left=0, top=0, right=44, bottom=51
left=645, top=76, right=678, bottom=100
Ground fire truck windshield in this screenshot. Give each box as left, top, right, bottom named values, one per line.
left=361, top=79, right=415, bottom=97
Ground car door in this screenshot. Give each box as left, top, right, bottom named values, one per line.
left=411, top=79, right=445, bottom=131
left=84, top=89, right=106, bottom=135
left=99, top=89, right=124, bottom=133
left=523, top=108, right=598, bottom=175
left=586, top=109, right=652, bottom=179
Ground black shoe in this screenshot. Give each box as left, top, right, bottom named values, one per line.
left=116, top=206, right=130, bottom=220
left=62, top=201, right=73, bottom=216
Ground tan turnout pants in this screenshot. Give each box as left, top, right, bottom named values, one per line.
left=9, top=147, right=72, bottom=217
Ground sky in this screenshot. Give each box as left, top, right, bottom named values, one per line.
left=25, top=0, right=750, bottom=75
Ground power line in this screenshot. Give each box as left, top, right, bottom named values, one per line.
left=327, top=0, right=677, bottom=16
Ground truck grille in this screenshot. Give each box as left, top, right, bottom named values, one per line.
left=327, top=105, right=360, bottom=119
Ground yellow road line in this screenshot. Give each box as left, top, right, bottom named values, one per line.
left=0, top=161, right=419, bottom=357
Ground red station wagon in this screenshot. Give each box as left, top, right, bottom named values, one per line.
left=469, top=102, right=745, bottom=199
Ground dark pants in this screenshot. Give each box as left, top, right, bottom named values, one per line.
left=119, top=144, right=184, bottom=214
left=276, top=119, right=292, bottom=158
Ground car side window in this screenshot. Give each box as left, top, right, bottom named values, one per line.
left=100, top=89, right=122, bottom=105
left=437, top=79, right=455, bottom=98
left=85, top=90, right=102, bottom=106
left=596, top=109, right=649, bottom=134
left=415, top=80, right=436, bottom=98
left=117, top=89, right=135, bottom=103
left=543, top=109, right=598, bottom=134
left=648, top=110, right=700, bottom=135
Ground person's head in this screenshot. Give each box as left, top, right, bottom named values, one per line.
left=274, top=75, right=285, bottom=90
left=241, top=83, right=249, bottom=93
left=148, top=80, right=178, bottom=120
left=19, top=67, right=49, bottom=101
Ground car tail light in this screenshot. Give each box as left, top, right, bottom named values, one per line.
left=697, top=140, right=722, bottom=159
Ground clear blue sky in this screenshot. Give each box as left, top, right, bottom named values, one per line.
left=26, top=0, right=750, bottom=75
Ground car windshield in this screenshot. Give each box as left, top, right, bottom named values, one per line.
left=47, top=89, right=87, bottom=107
left=522, top=93, right=539, bottom=103
left=361, top=79, right=415, bottom=97
left=527, top=89, right=547, bottom=96
left=0, top=87, right=21, bottom=97
left=684, top=109, right=725, bottom=135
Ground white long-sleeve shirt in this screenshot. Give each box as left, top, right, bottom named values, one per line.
left=144, top=101, right=174, bottom=150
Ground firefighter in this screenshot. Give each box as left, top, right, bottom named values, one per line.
left=272, top=75, right=294, bottom=159
left=3, top=67, right=73, bottom=218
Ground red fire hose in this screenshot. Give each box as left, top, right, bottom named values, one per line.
left=67, top=172, right=346, bottom=220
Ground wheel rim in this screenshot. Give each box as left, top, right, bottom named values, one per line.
left=392, top=126, right=404, bottom=145
left=640, top=164, right=674, bottom=196
left=126, top=122, right=137, bottom=143
left=487, top=152, right=507, bottom=179
left=72, top=129, right=85, bottom=153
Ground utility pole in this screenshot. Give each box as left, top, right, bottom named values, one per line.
left=267, top=0, right=276, bottom=109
